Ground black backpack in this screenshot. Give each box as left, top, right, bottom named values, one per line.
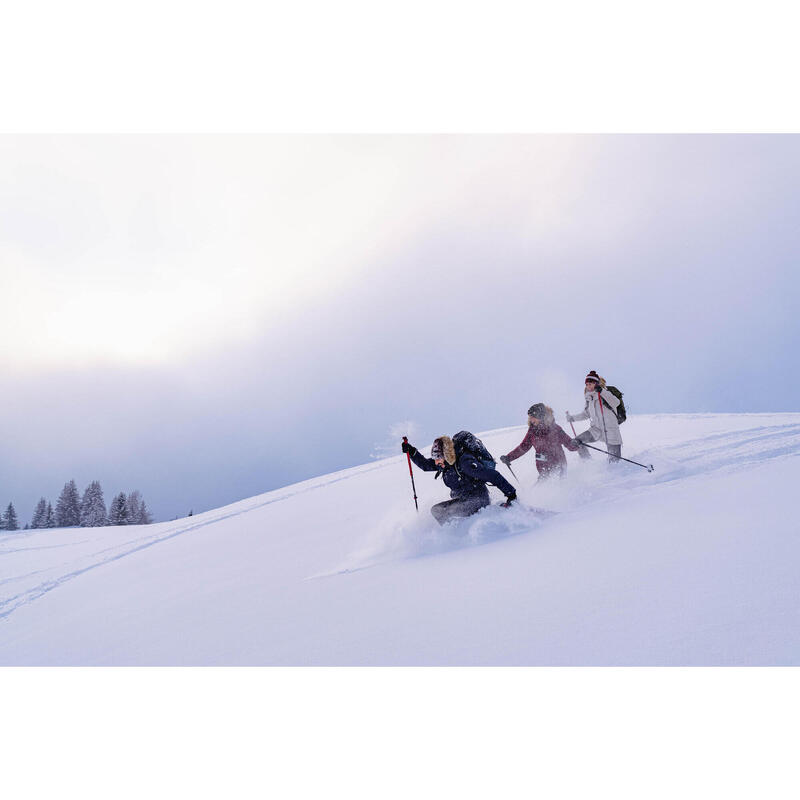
left=602, top=386, right=627, bottom=424
left=452, top=431, right=497, bottom=469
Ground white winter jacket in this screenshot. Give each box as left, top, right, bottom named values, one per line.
left=570, top=388, right=623, bottom=445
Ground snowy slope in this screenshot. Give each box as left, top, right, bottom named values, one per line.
left=1, top=413, right=799, bottom=665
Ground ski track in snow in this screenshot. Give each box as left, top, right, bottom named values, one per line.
left=0, top=459, right=396, bottom=622
left=0, top=539, right=93, bottom=554
left=2, top=421, right=799, bottom=620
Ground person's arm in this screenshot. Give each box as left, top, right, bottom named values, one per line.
left=569, top=400, right=590, bottom=423
left=407, top=446, right=440, bottom=472
left=504, top=427, right=535, bottom=462
left=459, top=455, right=516, bottom=498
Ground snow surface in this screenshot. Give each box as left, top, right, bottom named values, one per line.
left=1, top=413, right=799, bottom=665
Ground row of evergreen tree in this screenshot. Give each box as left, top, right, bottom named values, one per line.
left=0, top=480, right=153, bottom=531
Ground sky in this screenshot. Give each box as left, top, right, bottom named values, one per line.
left=2, top=134, right=799, bottom=523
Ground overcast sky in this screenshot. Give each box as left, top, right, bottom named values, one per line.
left=2, top=134, right=798, bottom=523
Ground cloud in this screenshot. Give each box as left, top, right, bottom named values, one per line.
left=1, top=135, right=592, bottom=367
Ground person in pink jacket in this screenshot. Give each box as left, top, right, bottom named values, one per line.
left=500, top=403, right=579, bottom=481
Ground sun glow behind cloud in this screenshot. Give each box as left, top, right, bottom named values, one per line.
left=3, top=243, right=280, bottom=367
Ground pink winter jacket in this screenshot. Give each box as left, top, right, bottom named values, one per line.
left=505, top=423, right=579, bottom=475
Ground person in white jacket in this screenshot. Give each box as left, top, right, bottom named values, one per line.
left=566, top=370, right=623, bottom=462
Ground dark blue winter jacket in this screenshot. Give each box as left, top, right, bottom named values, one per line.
left=409, top=449, right=515, bottom=502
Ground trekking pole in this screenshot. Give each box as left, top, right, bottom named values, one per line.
left=502, top=460, right=519, bottom=482
left=567, top=415, right=578, bottom=439
left=576, top=441, right=654, bottom=472
left=402, top=437, right=419, bottom=511
left=567, top=414, right=586, bottom=456
left=597, top=389, right=609, bottom=448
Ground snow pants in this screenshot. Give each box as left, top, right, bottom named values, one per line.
left=537, top=462, right=566, bottom=480
left=575, top=430, right=594, bottom=459
left=576, top=431, right=622, bottom=463
left=430, top=495, right=489, bottom=526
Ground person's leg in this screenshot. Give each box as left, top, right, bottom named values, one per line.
left=575, top=430, right=594, bottom=459
left=537, top=464, right=559, bottom=481
left=431, top=496, right=487, bottom=525
left=431, top=500, right=457, bottom=525
left=607, top=444, right=621, bottom=463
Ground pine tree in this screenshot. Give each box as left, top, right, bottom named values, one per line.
left=127, top=491, right=142, bottom=524
left=4, top=502, right=19, bottom=531
left=125, top=491, right=154, bottom=525
left=55, top=480, right=81, bottom=527
left=80, top=481, right=108, bottom=527
left=137, top=500, right=153, bottom=525
left=45, top=502, right=56, bottom=528
left=31, top=498, right=48, bottom=529
left=108, top=492, right=129, bottom=526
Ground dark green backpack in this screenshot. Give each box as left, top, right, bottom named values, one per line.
left=602, top=386, right=627, bottom=424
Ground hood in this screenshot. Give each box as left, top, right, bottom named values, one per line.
left=431, top=435, right=457, bottom=466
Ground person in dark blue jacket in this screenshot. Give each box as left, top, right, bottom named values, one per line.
left=401, top=434, right=517, bottom=525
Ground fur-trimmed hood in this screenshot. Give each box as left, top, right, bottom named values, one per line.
left=431, top=435, right=457, bottom=465
left=528, top=403, right=555, bottom=425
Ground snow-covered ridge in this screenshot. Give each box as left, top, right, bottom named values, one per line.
left=1, top=413, right=799, bottom=665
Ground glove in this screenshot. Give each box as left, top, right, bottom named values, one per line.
left=565, top=412, right=573, bottom=423
left=401, top=441, right=416, bottom=456
left=501, top=491, right=517, bottom=507
left=571, top=438, right=583, bottom=448
left=500, top=454, right=511, bottom=466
